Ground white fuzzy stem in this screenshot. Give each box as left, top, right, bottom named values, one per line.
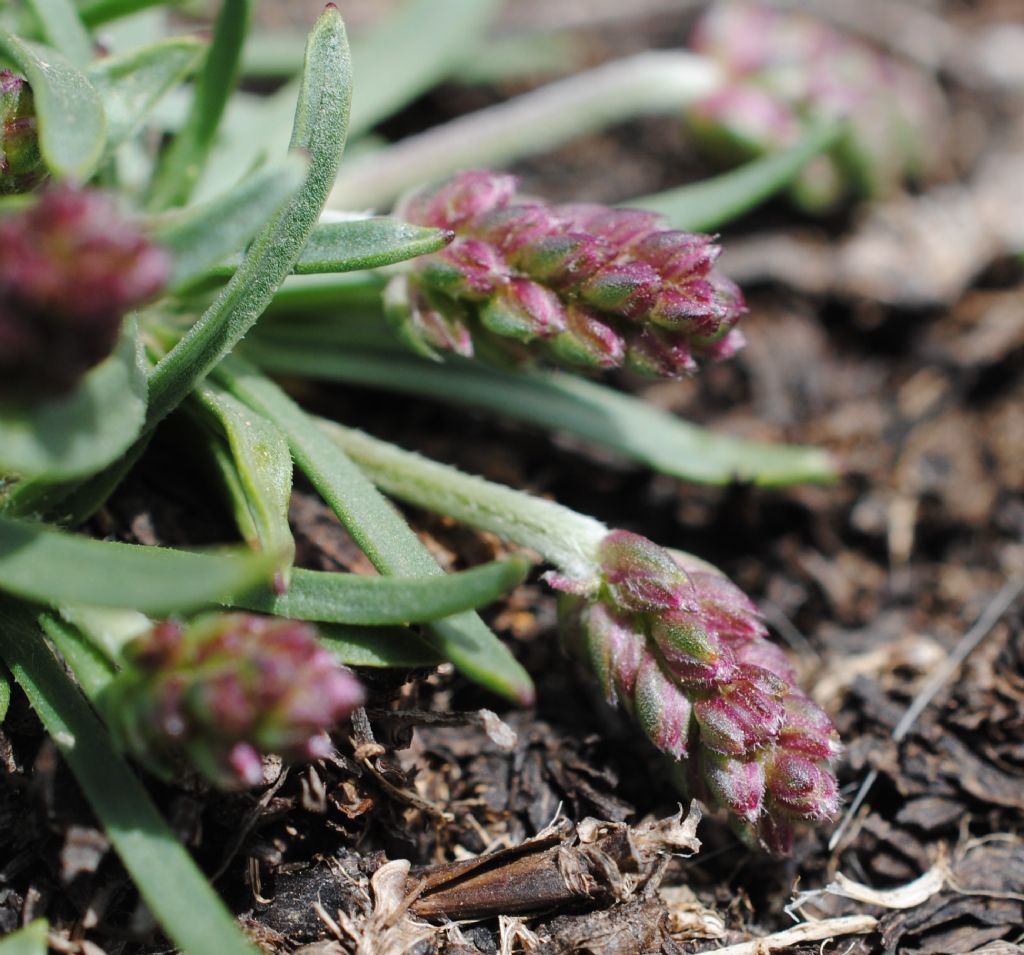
left=318, top=419, right=608, bottom=581
left=329, top=51, right=723, bottom=210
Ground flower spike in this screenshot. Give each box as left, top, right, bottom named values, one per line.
left=102, top=613, right=364, bottom=789
left=389, top=170, right=746, bottom=376
left=557, top=529, right=841, bottom=851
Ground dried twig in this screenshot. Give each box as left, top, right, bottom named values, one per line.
left=708, top=915, right=878, bottom=954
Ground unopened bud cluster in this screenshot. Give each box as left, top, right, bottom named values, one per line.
left=686, top=2, right=945, bottom=209
left=0, top=70, right=42, bottom=194
left=388, top=170, right=746, bottom=376
left=0, top=185, right=168, bottom=401
left=104, top=613, right=364, bottom=789
left=557, top=530, right=840, bottom=852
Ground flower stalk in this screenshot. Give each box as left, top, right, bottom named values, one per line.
left=328, top=51, right=723, bottom=210
left=321, top=420, right=841, bottom=851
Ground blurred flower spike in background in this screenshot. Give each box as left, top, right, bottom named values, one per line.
left=557, top=530, right=841, bottom=852
left=104, top=614, right=364, bottom=789
left=387, top=169, right=747, bottom=377
left=686, top=1, right=947, bottom=210
left=0, top=185, right=168, bottom=401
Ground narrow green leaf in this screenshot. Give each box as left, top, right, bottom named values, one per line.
left=145, top=5, right=352, bottom=429
left=0, top=601, right=259, bottom=955
left=348, top=0, right=501, bottom=138
left=151, top=154, right=308, bottom=290
left=26, top=0, right=92, bottom=67
left=41, top=612, right=116, bottom=697
left=77, top=0, right=174, bottom=29
left=146, top=0, right=253, bottom=210
left=628, top=121, right=842, bottom=231
left=192, top=380, right=295, bottom=585
left=264, top=271, right=387, bottom=317
left=0, top=919, right=48, bottom=955
left=0, top=323, right=146, bottom=481
left=243, top=340, right=837, bottom=487
left=0, top=432, right=152, bottom=525
left=318, top=623, right=443, bottom=668
left=0, top=664, right=10, bottom=722
left=87, top=37, right=203, bottom=152
left=207, top=217, right=451, bottom=277
left=233, top=557, right=529, bottom=625
left=0, top=515, right=273, bottom=614
left=242, top=29, right=307, bottom=81
left=214, top=355, right=535, bottom=705
left=0, top=29, right=106, bottom=179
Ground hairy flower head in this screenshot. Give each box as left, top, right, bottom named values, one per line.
left=387, top=170, right=746, bottom=376
left=103, top=613, right=364, bottom=789
left=559, top=530, right=840, bottom=852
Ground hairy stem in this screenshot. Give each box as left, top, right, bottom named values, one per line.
left=318, top=419, right=607, bottom=581
left=329, top=51, right=722, bottom=210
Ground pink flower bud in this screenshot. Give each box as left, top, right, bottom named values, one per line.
left=625, top=327, right=698, bottom=378
left=384, top=274, right=474, bottom=358
left=559, top=205, right=662, bottom=248
left=396, top=169, right=517, bottom=228
left=546, top=304, right=625, bottom=370
left=681, top=569, right=768, bottom=645
left=577, top=601, right=647, bottom=706
left=634, top=654, right=693, bottom=759
left=650, top=613, right=736, bottom=687
left=777, top=693, right=842, bottom=761
left=579, top=260, right=662, bottom=319
left=701, top=748, right=766, bottom=824
left=509, top=232, right=614, bottom=290
left=480, top=277, right=566, bottom=341
left=693, top=669, right=785, bottom=755
left=598, top=530, right=692, bottom=614
left=766, top=751, right=840, bottom=821
left=420, top=238, right=508, bottom=300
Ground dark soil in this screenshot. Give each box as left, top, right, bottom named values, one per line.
left=3, top=2, right=1024, bottom=953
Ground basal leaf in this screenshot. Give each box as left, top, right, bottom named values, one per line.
left=628, top=121, right=842, bottom=231
left=87, top=37, right=203, bottom=151
left=151, top=153, right=308, bottom=290
left=214, top=354, right=535, bottom=705
left=145, top=5, right=352, bottom=429
left=77, top=0, right=172, bottom=29
left=243, top=338, right=837, bottom=487
left=0, top=323, right=146, bottom=481
left=193, top=381, right=295, bottom=587
left=0, top=29, right=106, bottom=180
left=207, top=216, right=451, bottom=277
left=146, top=0, right=252, bottom=210
left=0, top=919, right=48, bottom=955
left=26, top=0, right=92, bottom=67
left=233, top=557, right=529, bottom=625
left=0, top=664, right=10, bottom=722
left=0, top=602, right=259, bottom=955
left=0, top=515, right=273, bottom=614
left=318, top=623, right=443, bottom=668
